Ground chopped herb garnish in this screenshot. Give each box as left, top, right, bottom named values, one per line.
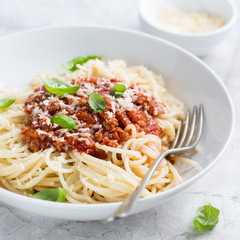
left=51, top=115, right=78, bottom=130
left=110, top=84, right=126, bottom=98
left=62, top=55, right=102, bottom=72
left=193, top=203, right=220, bottom=230
left=88, top=92, right=107, bottom=112
left=43, top=77, right=80, bottom=95
left=30, top=187, right=65, bottom=202
left=0, top=98, right=16, bottom=109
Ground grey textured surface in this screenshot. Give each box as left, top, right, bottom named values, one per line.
left=0, top=0, right=240, bottom=239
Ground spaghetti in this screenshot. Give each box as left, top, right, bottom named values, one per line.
left=0, top=59, right=185, bottom=203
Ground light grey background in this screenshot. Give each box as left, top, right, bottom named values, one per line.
left=0, top=0, right=240, bottom=239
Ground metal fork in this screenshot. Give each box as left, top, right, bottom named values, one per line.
left=106, top=105, right=204, bottom=222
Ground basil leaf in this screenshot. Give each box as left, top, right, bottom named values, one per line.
left=51, top=114, right=78, bottom=130
left=110, top=84, right=126, bottom=98
left=43, top=78, right=80, bottom=95
left=0, top=98, right=16, bottom=109
left=88, top=92, right=107, bottom=112
left=30, top=187, right=65, bottom=202
left=193, top=203, right=220, bottom=230
left=62, top=55, right=102, bottom=72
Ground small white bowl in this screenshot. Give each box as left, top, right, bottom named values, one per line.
left=139, top=0, right=238, bottom=56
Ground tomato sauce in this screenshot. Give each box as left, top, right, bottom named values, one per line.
left=21, top=77, right=165, bottom=156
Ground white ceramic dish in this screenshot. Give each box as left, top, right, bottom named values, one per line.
left=139, top=0, right=238, bottom=56
left=0, top=26, right=234, bottom=220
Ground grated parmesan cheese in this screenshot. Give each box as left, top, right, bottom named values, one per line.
left=37, top=129, right=49, bottom=135
left=32, top=107, right=43, bottom=115
left=92, top=124, right=102, bottom=129
left=43, top=100, right=49, bottom=106
left=80, top=132, right=91, bottom=137
left=79, top=128, right=90, bottom=133
left=117, top=97, right=134, bottom=111
left=48, top=95, right=58, bottom=100
left=157, top=6, right=226, bottom=34
left=111, top=101, right=116, bottom=114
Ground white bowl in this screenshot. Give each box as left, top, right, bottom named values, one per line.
left=0, top=26, right=234, bottom=220
left=139, top=0, right=238, bottom=56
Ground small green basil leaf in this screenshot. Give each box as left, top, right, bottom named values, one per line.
left=51, top=114, right=78, bottom=130
left=43, top=78, right=80, bottom=95
left=30, top=187, right=65, bottom=202
left=62, top=55, right=102, bottom=72
left=88, top=92, right=107, bottom=112
left=0, top=98, right=16, bottom=109
left=193, top=203, right=220, bottom=230
left=110, top=84, right=126, bottom=98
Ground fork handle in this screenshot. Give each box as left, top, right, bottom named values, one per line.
left=106, top=150, right=170, bottom=221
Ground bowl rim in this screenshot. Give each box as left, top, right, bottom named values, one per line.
left=0, top=25, right=235, bottom=211
left=139, top=0, right=238, bottom=38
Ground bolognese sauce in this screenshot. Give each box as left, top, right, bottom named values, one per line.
left=21, top=77, right=165, bottom=156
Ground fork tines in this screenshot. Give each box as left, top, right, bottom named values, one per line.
left=171, top=105, right=204, bottom=150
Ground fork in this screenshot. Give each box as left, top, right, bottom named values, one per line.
left=106, top=105, right=204, bottom=222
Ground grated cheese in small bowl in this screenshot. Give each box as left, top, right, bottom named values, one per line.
left=157, top=6, right=226, bottom=34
